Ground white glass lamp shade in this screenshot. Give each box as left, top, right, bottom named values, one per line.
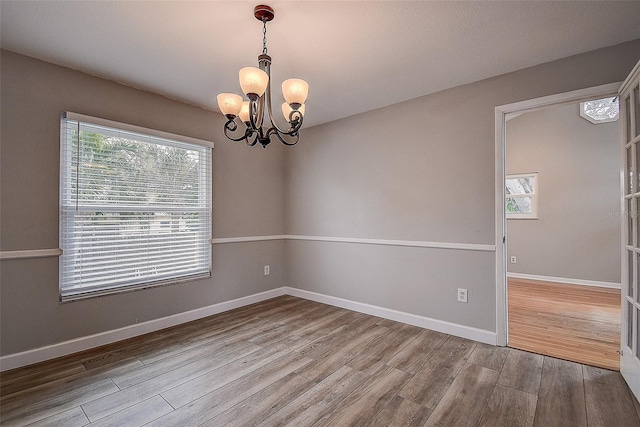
left=239, top=67, right=269, bottom=100
left=239, top=101, right=251, bottom=123
left=217, top=93, right=243, bottom=117
left=282, top=102, right=305, bottom=120
left=282, top=79, right=309, bottom=106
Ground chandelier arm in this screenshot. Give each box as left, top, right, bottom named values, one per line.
left=267, top=127, right=299, bottom=146
left=270, top=110, right=304, bottom=136
left=248, top=99, right=258, bottom=130
left=256, top=95, right=266, bottom=129
left=287, top=110, right=304, bottom=134
left=262, top=72, right=301, bottom=136
left=264, top=98, right=305, bottom=136
left=248, top=97, right=265, bottom=131
left=245, top=132, right=259, bottom=146
left=261, top=53, right=303, bottom=137
left=223, top=119, right=256, bottom=143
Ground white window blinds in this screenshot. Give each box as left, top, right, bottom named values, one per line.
left=60, top=113, right=212, bottom=301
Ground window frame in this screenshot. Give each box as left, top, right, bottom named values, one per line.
left=59, top=112, right=214, bottom=302
left=506, top=172, right=538, bottom=220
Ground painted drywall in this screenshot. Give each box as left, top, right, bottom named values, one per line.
left=1, top=40, right=638, bottom=358
left=285, top=40, right=639, bottom=333
left=0, top=50, right=286, bottom=356
left=506, top=103, right=621, bottom=283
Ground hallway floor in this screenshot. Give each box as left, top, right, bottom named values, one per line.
left=508, top=277, right=621, bottom=370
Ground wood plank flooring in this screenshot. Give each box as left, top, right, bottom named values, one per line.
left=508, top=277, right=621, bottom=370
left=1, top=295, right=639, bottom=426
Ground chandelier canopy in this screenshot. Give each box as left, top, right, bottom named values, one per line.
left=217, top=5, right=309, bottom=148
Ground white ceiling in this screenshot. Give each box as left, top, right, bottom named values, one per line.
left=1, top=1, right=639, bottom=128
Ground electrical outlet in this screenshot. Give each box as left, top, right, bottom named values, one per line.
left=457, top=288, right=468, bottom=303
left=510, top=256, right=517, bottom=264
left=264, top=265, right=270, bottom=276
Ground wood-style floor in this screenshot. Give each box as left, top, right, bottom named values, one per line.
left=508, top=278, right=621, bottom=371
left=2, top=295, right=639, bottom=426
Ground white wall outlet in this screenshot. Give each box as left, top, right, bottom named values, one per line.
left=264, top=265, right=270, bottom=276
left=510, top=256, right=517, bottom=264
left=457, top=288, right=468, bottom=303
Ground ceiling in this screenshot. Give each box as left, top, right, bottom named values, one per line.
left=1, top=1, right=639, bottom=128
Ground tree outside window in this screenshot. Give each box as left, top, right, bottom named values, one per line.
left=506, top=173, right=538, bottom=219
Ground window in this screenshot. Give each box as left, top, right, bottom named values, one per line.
left=60, top=113, right=212, bottom=301
left=580, top=96, right=619, bottom=124
left=506, top=173, right=538, bottom=219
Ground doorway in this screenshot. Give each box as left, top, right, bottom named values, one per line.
left=504, top=98, right=622, bottom=369
left=494, top=82, right=622, bottom=354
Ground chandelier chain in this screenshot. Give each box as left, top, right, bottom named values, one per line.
left=262, top=20, right=268, bottom=55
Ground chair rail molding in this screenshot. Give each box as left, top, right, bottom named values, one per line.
left=0, top=249, right=63, bottom=260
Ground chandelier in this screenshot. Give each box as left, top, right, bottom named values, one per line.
left=217, top=5, right=309, bottom=148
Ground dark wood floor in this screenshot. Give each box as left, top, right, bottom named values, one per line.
left=1, top=295, right=639, bottom=426
left=508, top=278, right=621, bottom=370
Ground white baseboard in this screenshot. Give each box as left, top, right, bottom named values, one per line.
left=0, top=288, right=286, bottom=372
left=285, top=287, right=497, bottom=345
left=507, top=272, right=621, bottom=289
left=1, top=285, right=499, bottom=372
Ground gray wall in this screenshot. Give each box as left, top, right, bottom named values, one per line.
left=0, top=50, right=286, bottom=356
left=285, top=40, right=639, bottom=333
left=506, top=103, right=621, bottom=283
left=2, top=40, right=639, bottom=357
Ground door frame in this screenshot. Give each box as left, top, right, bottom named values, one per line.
left=619, top=60, right=640, bottom=398
left=494, top=82, right=622, bottom=346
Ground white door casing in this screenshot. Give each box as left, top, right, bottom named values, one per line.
left=494, top=82, right=621, bottom=347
